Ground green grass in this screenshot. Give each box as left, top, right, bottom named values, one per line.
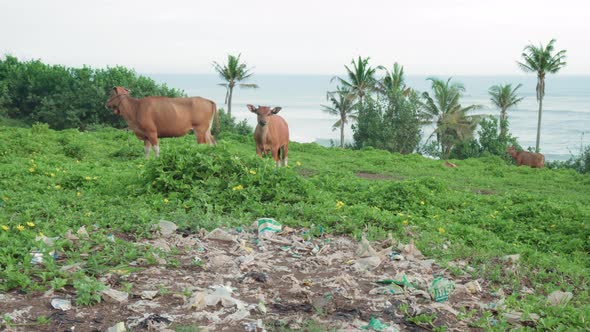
left=0, top=125, right=589, bottom=330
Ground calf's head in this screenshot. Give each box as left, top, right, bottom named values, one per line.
left=105, top=86, right=131, bottom=115
left=247, top=105, right=282, bottom=127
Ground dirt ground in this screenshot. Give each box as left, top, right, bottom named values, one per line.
left=0, top=222, right=525, bottom=332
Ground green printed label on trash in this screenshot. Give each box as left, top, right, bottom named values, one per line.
left=257, top=218, right=282, bottom=236
left=429, top=276, right=455, bottom=302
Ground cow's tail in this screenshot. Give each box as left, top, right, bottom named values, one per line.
left=213, top=101, right=220, bottom=134
left=208, top=100, right=219, bottom=145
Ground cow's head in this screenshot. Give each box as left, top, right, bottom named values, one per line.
left=247, top=105, right=281, bottom=127
left=105, top=86, right=130, bottom=115
left=506, top=146, right=517, bottom=156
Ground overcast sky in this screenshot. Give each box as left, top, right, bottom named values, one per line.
left=1, top=0, right=589, bottom=75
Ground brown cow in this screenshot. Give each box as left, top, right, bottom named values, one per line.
left=506, top=146, right=545, bottom=168
left=105, top=87, right=218, bottom=158
left=247, top=104, right=289, bottom=167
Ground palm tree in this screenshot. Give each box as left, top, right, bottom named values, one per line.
left=488, top=83, right=524, bottom=138
left=517, top=39, right=567, bottom=152
left=212, top=54, right=259, bottom=116
left=422, top=78, right=483, bottom=158
left=331, top=56, right=376, bottom=107
left=376, top=63, right=411, bottom=96
left=321, top=86, right=357, bottom=148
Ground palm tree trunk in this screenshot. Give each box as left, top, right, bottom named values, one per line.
left=500, top=109, right=507, bottom=138
left=227, top=87, right=234, bottom=117
left=535, top=95, right=543, bottom=153
left=340, top=122, right=344, bottom=148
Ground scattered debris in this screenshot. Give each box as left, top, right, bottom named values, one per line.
left=140, top=290, right=159, bottom=300
left=101, top=288, right=129, bottom=303
left=0, top=221, right=542, bottom=331
left=106, top=321, right=126, bottom=332
left=155, top=220, right=178, bottom=237
left=241, top=271, right=269, bottom=283
left=547, top=290, right=573, bottom=306
left=50, top=298, right=72, bottom=311
left=257, top=218, right=282, bottom=239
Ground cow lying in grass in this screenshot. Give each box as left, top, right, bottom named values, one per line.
left=247, top=104, right=289, bottom=167
left=506, top=146, right=545, bottom=168
left=105, top=86, right=218, bottom=158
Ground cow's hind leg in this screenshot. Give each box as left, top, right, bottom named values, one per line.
left=281, top=144, right=289, bottom=167
left=193, top=127, right=207, bottom=144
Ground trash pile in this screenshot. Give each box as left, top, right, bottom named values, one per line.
left=0, top=218, right=573, bottom=331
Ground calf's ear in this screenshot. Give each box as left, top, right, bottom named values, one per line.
left=271, top=107, right=282, bottom=114
left=247, top=104, right=256, bottom=113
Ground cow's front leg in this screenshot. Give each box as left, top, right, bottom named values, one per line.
left=143, top=140, right=152, bottom=158
left=271, top=148, right=280, bottom=167
left=147, top=133, right=159, bottom=158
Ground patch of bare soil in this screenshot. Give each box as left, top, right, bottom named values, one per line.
left=356, top=172, right=404, bottom=181
left=0, top=224, right=522, bottom=331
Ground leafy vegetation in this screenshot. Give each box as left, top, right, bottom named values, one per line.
left=421, top=78, right=483, bottom=159
left=0, top=55, right=183, bottom=130
left=0, top=124, right=588, bottom=329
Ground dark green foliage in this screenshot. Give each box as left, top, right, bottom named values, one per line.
left=547, top=144, right=590, bottom=173
left=0, top=55, right=184, bottom=130
left=212, top=108, right=253, bottom=137
left=143, top=142, right=316, bottom=216
left=353, top=90, right=422, bottom=154
left=450, top=116, right=519, bottom=160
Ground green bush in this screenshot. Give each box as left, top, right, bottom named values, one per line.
left=0, top=55, right=184, bottom=130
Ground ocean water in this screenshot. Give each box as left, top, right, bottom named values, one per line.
left=147, top=74, right=590, bottom=161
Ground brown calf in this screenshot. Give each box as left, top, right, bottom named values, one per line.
left=105, top=87, right=218, bottom=157
left=506, top=146, right=545, bottom=168
left=247, top=105, right=290, bottom=167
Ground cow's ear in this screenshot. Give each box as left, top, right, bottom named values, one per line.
left=271, top=107, right=282, bottom=114
left=247, top=104, right=256, bottom=113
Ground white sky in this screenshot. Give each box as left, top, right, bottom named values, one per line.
left=1, top=0, right=589, bottom=75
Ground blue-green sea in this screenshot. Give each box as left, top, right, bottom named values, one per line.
left=147, top=74, right=590, bottom=161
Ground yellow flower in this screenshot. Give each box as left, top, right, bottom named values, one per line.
left=397, top=212, right=404, bottom=217
left=420, top=201, right=425, bottom=205
left=335, top=200, right=345, bottom=209
left=402, top=220, right=409, bottom=225
left=163, top=198, right=169, bottom=204
left=232, top=185, right=244, bottom=191
left=249, top=170, right=257, bottom=175
left=438, top=227, right=445, bottom=234
left=296, top=161, right=302, bottom=166
left=50, top=173, right=55, bottom=177
left=29, top=168, right=35, bottom=173
left=85, top=176, right=91, bottom=181
left=55, top=185, right=62, bottom=190
left=17, top=225, right=25, bottom=231
left=26, top=222, right=35, bottom=227
left=77, top=192, right=81, bottom=197
left=1, top=225, right=9, bottom=231
left=38, top=232, right=44, bottom=237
